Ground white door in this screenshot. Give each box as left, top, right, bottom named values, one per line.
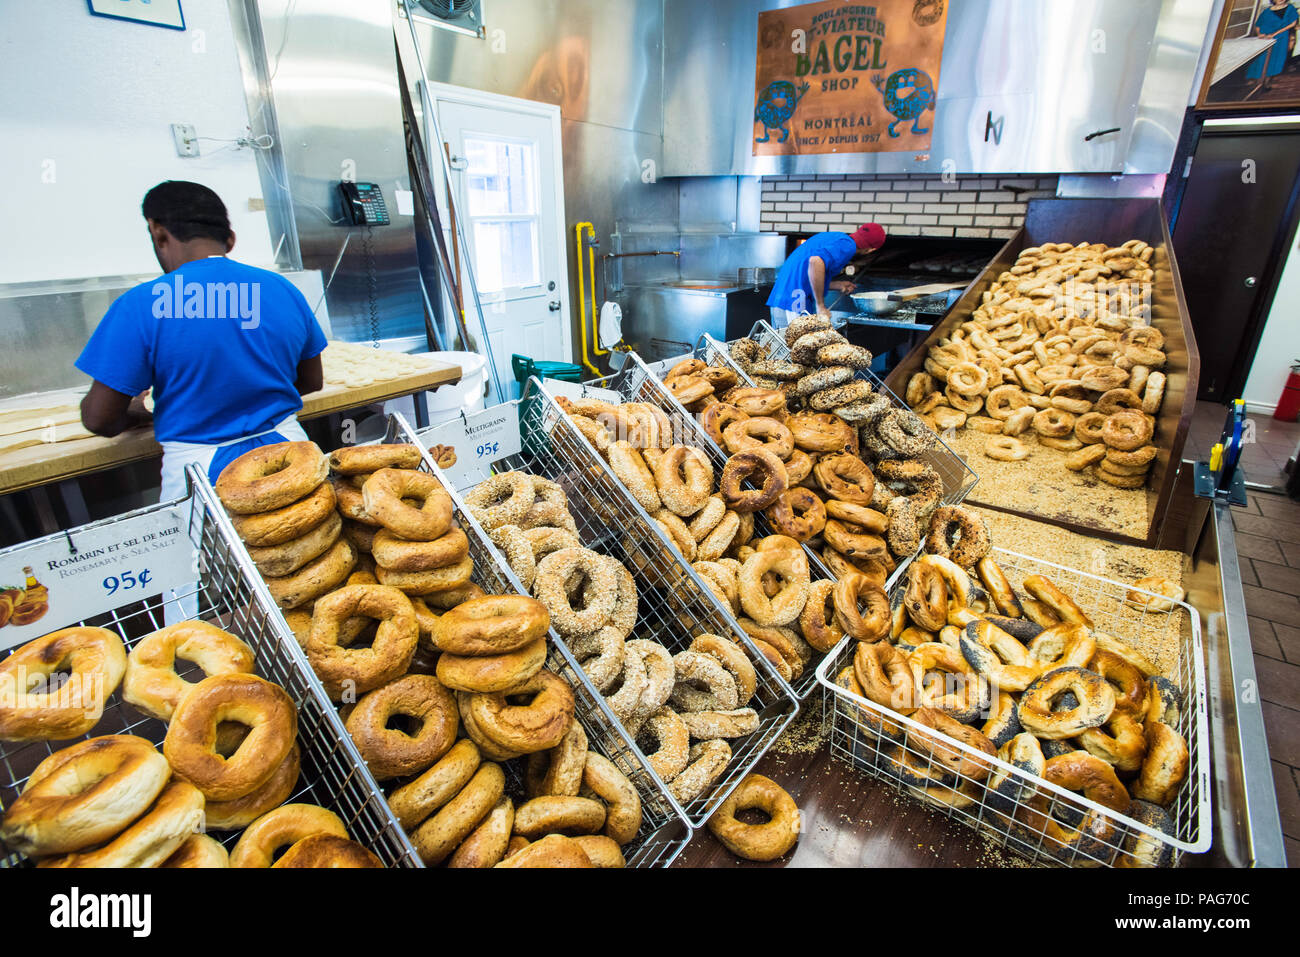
left=433, top=90, right=571, bottom=400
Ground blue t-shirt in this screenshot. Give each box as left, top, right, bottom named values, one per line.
left=76, top=257, right=327, bottom=444
left=766, top=231, right=858, bottom=312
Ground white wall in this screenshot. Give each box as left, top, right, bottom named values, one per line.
left=1243, top=233, right=1300, bottom=413
left=0, top=0, right=272, bottom=283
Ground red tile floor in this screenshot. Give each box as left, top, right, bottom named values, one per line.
left=1187, top=401, right=1300, bottom=865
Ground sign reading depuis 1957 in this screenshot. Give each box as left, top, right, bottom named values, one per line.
left=753, top=0, right=948, bottom=156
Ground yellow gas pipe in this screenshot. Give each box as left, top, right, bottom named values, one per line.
left=575, top=221, right=608, bottom=376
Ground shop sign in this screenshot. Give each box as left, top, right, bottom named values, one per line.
left=0, top=504, right=196, bottom=651
left=753, top=0, right=948, bottom=155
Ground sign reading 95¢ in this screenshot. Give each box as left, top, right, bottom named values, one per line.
left=420, top=404, right=523, bottom=492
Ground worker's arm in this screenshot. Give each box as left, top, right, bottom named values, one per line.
left=80, top=381, right=152, bottom=438
left=808, top=256, right=830, bottom=315
left=296, top=354, right=324, bottom=395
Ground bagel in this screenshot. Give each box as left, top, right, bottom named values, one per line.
left=230, top=803, right=349, bottom=868
left=0, top=734, right=171, bottom=856
left=163, top=673, right=297, bottom=802
left=303, top=583, right=418, bottom=699
left=123, top=621, right=255, bottom=722
left=706, top=773, right=800, bottom=861
left=0, top=627, right=126, bottom=741
left=720, top=448, right=788, bottom=512
left=215, top=441, right=328, bottom=514
left=430, top=595, right=550, bottom=655
left=272, top=834, right=383, bottom=868
left=1017, top=666, right=1116, bottom=739
left=38, top=780, right=204, bottom=869
left=362, top=469, right=454, bottom=541
left=264, top=537, right=357, bottom=609
left=463, top=669, right=575, bottom=754
left=228, top=480, right=336, bottom=547
left=345, top=674, right=458, bottom=779
left=386, top=738, right=481, bottom=830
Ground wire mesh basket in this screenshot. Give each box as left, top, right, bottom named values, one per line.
left=568, top=351, right=851, bottom=701
left=0, top=477, right=421, bottom=868
left=814, top=546, right=1210, bottom=867
left=706, top=321, right=979, bottom=506
left=382, top=412, right=692, bottom=867
left=414, top=390, right=800, bottom=829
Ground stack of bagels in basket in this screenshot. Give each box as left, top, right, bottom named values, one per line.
left=0, top=618, right=381, bottom=867
left=903, top=239, right=1167, bottom=489
left=464, top=469, right=750, bottom=807
left=215, top=441, right=643, bottom=866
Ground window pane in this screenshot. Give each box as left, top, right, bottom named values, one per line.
left=464, top=137, right=536, bottom=217
left=472, top=220, right=539, bottom=291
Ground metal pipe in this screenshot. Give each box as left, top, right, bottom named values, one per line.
left=576, top=222, right=605, bottom=376
left=400, top=6, right=507, bottom=405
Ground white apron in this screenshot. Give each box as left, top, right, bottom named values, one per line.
left=158, top=413, right=308, bottom=503
left=159, top=413, right=307, bottom=623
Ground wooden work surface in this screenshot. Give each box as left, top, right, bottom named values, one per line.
left=0, top=361, right=461, bottom=496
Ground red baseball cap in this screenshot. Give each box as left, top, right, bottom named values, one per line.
left=852, top=223, right=886, bottom=250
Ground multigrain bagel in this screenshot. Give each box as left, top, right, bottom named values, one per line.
left=371, top=525, right=468, bottom=573
left=329, top=443, right=422, bottom=474
left=345, top=674, right=458, bottom=780
left=264, top=537, right=357, bottom=609
left=386, top=738, right=481, bottom=830
left=245, top=510, right=342, bottom=577
left=163, top=673, right=297, bottom=802
left=215, top=441, right=328, bottom=514
left=464, top=669, right=575, bottom=754
left=304, top=584, right=418, bottom=699
left=0, top=734, right=171, bottom=856
left=228, top=480, right=336, bottom=547
left=362, top=469, right=454, bottom=541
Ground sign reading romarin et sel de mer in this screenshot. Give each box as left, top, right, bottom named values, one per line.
left=753, top=0, right=948, bottom=156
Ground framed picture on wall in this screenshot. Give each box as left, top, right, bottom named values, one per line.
left=1198, top=0, right=1300, bottom=109
left=87, top=0, right=185, bottom=31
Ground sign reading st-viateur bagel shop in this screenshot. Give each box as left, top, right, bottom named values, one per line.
left=753, top=0, right=948, bottom=156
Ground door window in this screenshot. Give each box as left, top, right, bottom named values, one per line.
left=463, top=135, right=541, bottom=292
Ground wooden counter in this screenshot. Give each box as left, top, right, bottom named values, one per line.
left=0, top=361, right=461, bottom=496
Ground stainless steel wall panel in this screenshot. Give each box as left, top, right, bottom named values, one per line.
left=664, top=0, right=1212, bottom=177
left=1127, top=0, right=1218, bottom=174
left=253, top=0, right=425, bottom=344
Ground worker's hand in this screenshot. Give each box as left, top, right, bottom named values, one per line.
left=816, top=306, right=833, bottom=320
left=829, top=280, right=856, bottom=293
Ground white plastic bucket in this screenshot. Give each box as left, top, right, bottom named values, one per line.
left=382, top=350, right=488, bottom=427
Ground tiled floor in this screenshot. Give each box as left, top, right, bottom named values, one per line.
left=1184, top=401, right=1300, bottom=490
left=1237, top=487, right=1300, bottom=866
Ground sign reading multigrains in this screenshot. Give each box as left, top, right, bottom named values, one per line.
left=753, top=0, right=948, bottom=156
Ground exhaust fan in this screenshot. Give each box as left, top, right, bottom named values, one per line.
left=410, top=0, right=485, bottom=39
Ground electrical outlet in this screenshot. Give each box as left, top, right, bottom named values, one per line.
left=171, top=124, right=198, bottom=157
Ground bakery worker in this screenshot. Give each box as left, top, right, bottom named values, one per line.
left=77, top=181, right=327, bottom=501
left=767, top=222, right=886, bottom=327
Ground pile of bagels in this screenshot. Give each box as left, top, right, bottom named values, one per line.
left=214, top=440, right=647, bottom=866
left=835, top=546, right=1190, bottom=867
left=726, top=316, right=875, bottom=420
left=465, top=469, right=756, bottom=806
left=0, top=621, right=380, bottom=867
left=669, top=348, right=952, bottom=572
left=904, top=239, right=1168, bottom=489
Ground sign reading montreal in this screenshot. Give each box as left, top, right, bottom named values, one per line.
left=753, top=0, right=948, bottom=156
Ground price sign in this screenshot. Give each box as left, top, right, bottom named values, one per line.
left=541, top=378, right=622, bottom=406
left=0, top=503, right=196, bottom=651
left=421, top=404, right=523, bottom=492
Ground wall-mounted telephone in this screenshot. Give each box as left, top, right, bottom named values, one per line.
left=338, top=181, right=390, bottom=226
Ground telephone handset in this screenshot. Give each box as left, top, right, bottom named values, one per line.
left=338, top=181, right=391, bottom=226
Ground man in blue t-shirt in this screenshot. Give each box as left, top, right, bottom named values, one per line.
left=77, top=181, right=328, bottom=501
left=766, top=222, right=886, bottom=327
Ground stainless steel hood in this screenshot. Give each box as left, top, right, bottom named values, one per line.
left=663, top=0, right=1215, bottom=177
